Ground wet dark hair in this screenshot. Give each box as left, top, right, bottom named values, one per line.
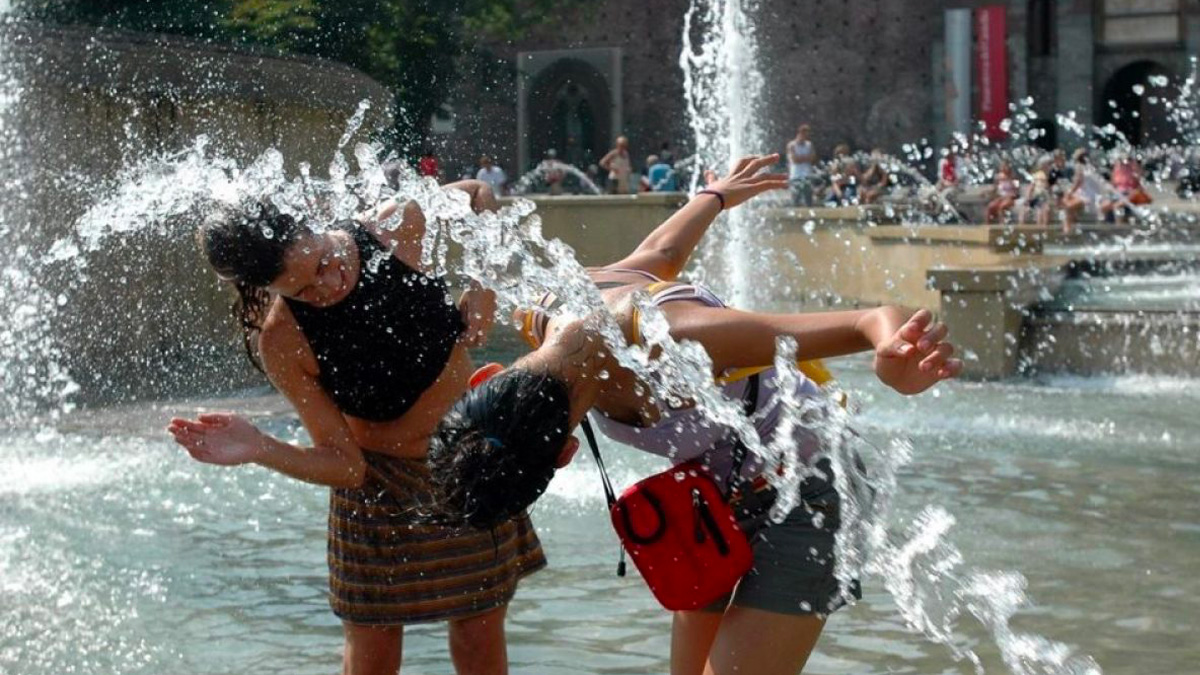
left=197, top=202, right=310, bottom=370
left=428, top=369, right=573, bottom=529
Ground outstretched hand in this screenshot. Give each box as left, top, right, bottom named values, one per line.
left=702, top=154, right=789, bottom=210
left=167, top=413, right=265, bottom=466
left=873, top=309, right=963, bottom=395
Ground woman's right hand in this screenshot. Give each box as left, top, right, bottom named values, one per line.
left=167, top=413, right=266, bottom=467
left=873, top=310, right=962, bottom=394
left=702, top=154, right=789, bottom=210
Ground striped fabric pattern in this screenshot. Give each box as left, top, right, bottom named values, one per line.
left=328, top=451, right=546, bottom=625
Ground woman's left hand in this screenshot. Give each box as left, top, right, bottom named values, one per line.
left=702, top=154, right=789, bottom=210
left=873, top=310, right=963, bottom=394
left=167, top=413, right=266, bottom=466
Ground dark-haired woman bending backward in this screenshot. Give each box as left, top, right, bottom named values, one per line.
left=167, top=180, right=545, bottom=675
left=430, top=156, right=962, bottom=675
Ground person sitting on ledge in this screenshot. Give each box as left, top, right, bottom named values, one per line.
left=985, top=159, right=1020, bottom=224
left=860, top=148, right=892, bottom=205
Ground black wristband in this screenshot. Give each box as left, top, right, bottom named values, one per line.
left=697, top=189, right=726, bottom=210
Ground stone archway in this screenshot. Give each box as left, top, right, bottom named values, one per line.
left=525, top=58, right=613, bottom=171
left=1101, top=60, right=1175, bottom=146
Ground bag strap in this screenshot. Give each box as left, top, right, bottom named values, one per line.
left=580, top=417, right=617, bottom=510
left=580, top=416, right=626, bottom=576
left=726, top=373, right=761, bottom=495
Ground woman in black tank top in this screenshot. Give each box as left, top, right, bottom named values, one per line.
left=167, top=180, right=546, bottom=674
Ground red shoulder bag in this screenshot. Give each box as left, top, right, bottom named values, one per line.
left=582, top=375, right=760, bottom=611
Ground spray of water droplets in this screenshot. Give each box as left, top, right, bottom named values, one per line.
left=679, top=1, right=1104, bottom=672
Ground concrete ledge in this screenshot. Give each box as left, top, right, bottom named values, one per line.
left=1024, top=310, right=1200, bottom=377
left=499, top=193, right=686, bottom=267
left=501, top=192, right=687, bottom=207
left=870, top=225, right=1048, bottom=253
left=760, top=204, right=899, bottom=223
left=928, top=265, right=1063, bottom=299
left=926, top=265, right=1066, bottom=379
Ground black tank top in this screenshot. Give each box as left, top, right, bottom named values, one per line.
left=285, top=222, right=465, bottom=422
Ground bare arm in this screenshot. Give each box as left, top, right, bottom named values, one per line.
left=356, top=198, right=426, bottom=269
left=599, top=149, right=617, bottom=171
left=359, top=176, right=496, bottom=271
left=664, top=304, right=899, bottom=367
left=662, top=304, right=960, bottom=394
left=167, top=307, right=367, bottom=488
left=604, top=154, right=787, bottom=280
left=457, top=281, right=496, bottom=348
left=442, top=179, right=500, bottom=212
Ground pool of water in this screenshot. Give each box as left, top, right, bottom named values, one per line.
left=2, top=357, right=1199, bottom=674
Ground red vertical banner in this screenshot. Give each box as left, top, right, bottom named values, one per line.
left=975, top=5, right=1009, bottom=140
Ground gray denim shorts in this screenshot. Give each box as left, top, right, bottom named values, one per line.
left=705, top=466, right=862, bottom=617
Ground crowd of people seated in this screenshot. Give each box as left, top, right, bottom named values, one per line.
left=428, top=128, right=1162, bottom=231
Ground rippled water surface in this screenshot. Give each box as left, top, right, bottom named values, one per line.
left=2, top=353, right=1198, bottom=674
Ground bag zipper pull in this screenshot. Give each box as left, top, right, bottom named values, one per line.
left=692, top=488, right=707, bottom=544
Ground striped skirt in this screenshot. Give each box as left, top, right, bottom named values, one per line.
left=328, top=451, right=547, bottom=625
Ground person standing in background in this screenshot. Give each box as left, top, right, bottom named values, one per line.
left=476, top=155, right=507, bottom=197
left=542, top=149, right=566, bottom=195
left=600, top=136, right=633, bottom=194
left=418, top=148, right=440, bottom=180
left=786, top=124, right=816, bottom=207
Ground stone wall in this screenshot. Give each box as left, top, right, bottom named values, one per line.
left=501, top=192, right=687, bottom=267
left=441, top=0, right=1199, bottom=178
left=440, top=0, right=943, bottom=177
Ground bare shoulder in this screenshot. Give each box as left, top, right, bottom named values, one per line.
left=258, top=299, right=318, bottom=377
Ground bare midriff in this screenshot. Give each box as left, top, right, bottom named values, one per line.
left=344, top=343, right=474, bottom=459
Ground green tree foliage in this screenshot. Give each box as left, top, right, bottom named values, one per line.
left=11, top=1, right=235, bottom=39
left=11, top=0, right=583, bottom=148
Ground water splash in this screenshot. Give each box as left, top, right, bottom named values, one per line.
left=676, top=2, right=1111, bottom=672
left=509, top=159, right=603, bottom=195
left=680, top=0, right=767, bottom=308
left=0, top=15, right=79, bottom=422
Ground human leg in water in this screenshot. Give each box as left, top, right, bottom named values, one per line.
left=448, top=605, right=509, bottom=675
left=342, top=623, right=402, bottom=675
left=705, top=607, right=825, bottom=675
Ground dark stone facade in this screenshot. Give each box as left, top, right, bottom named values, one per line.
left=439, top=0, right=943, bottom=176
left=436, top=0, right=1200, bottom=177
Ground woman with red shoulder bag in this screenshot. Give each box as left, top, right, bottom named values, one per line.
left=429, top=155, right=962, bottom=674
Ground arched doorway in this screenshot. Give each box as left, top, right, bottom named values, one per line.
left=526, top=58, right=613, bottom=171
left=1101, top=60, right=1176, bottom=146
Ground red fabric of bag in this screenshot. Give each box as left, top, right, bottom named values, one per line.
left=610, top=461, right=754, bottom=611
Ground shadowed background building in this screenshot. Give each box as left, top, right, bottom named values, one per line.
left=433, top=0, right=1200, bottom=176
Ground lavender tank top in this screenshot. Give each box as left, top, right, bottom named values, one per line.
left=586, top=275, right=829, bottom=482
